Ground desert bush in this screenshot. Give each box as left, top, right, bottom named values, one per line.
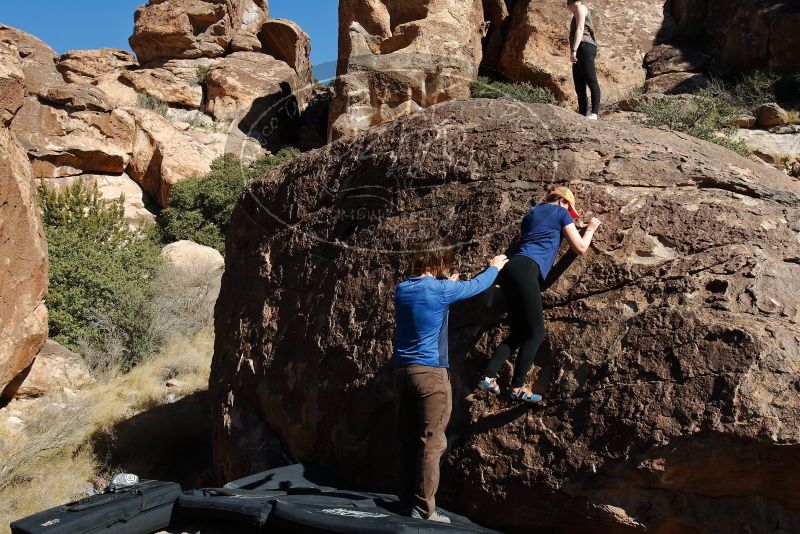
left=137, top=91, right=168, bottom=116
left=150, top=261, right=219, bottom=343
left=0, top=396, right=90, bottom=493
left=157, top=149, right=299, bottom=252
left=39, top=181, right=162, bottom=372
left=471, top=76, right=557, bottom=105
left=634, top=88, right=751, bottom=157
left=196, top=64, right=210, bottom=84
left=728, top=71, right=780, bottom=111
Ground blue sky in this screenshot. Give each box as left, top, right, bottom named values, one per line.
left=0, top=1, right=339, bottom=79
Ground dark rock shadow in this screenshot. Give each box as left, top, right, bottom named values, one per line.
left=237, top=82, right=330, bottom=153
left=238, top=82, right=301, bottom=152
left=90, top=391, right=212, bottom=489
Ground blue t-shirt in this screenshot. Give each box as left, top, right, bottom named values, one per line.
left=512, top=204, right=574, bottom=279
left=393, top=267, right=499, bottom=368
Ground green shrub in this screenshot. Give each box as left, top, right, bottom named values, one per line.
left=470, top=76, right=557, bottom=105
left=157, top=148, right=299, bottom=252
left=634, top=88, right=751, bottom=157
left=137, top=91, right=168, bottom=116
left=196, top=64, right=210, bottom=84
left=728, top=71, right=780, bottom=111
left=40, top=180, right=162, bottom=371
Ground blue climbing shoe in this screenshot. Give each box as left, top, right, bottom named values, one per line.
left=477, top=377, right=501, bottom=396
left=511, top=387, right=543, bottom=404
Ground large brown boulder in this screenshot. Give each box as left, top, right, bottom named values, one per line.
left=10, top=97, right=134, bottom=178
left=258, top=19, right=313, bottom=88
left=0, top=25, right=63, bottom=98
left=211, top=99, right=800, bottom=532
left=56, top=48, right=138, bottom=84
left=329, top=0, right=485, bottom=140
left=495, top=0, right=665, bottom=105
left=204, top=51, right=301, bottom=122
left=0, top=127, right=48, bottom=400
left=120, top=68, right=204, bottom=108
left=129, top=0, right=269, bottom=65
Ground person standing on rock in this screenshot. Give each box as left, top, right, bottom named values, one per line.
left=394, top=239, right=509, bottom=523
left=568, top=0, right=601, bottom=120
left=478, top=187, right=601, bottom=403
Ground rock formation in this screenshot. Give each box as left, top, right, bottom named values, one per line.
left=328, top=0, right=485, bottom=140
left=329, top=0, right=669, bottom=133
left=0, top=0, right=313, bottom=212
left=644, top=0, right=800, bottom=93
left=493, top=0, right=665, bottom=104
left=0, top=127, right=48, bottom=401
left=129, top=0, right=270, bottom=65
left=212, top=99, right=800, bottom=532
left=0, top=0, right=315, bottom=398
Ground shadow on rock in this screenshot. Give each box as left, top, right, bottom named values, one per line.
left=90, top=391, right=212, bottom=489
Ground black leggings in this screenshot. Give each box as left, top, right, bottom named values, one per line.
left=483, top=255, right=545, bottom=389
left=573, top=42, right=601, bottom=116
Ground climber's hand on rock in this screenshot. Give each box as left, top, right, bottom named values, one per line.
left=587, top=217, right=602, bottom=232
left=490, top=254, right=509, bottom=270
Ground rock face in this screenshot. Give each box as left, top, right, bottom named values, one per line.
left=0, top=25, right=63, bottom=97
left=211, top=99, right=800, bottom=532
left=736, top=128, right=800, bottom=166
left=56, top=48, right=139, bottom=84
left=258, top=19, right=312, bottom=89
left=44, top=174, right=157, bottom=226
left=204, top=51, right=300, bottom=123
left=13, top=340, right=94, bottom=398
left=129, top=0, right=269, bottom=65
left=328, top=0, right=485, bottom=140
left=494, top=0, right=665, bottom=104
left=670, top=0, right=800, bottom=72
left=0, top=127, right=48, bottom=401
left=126, top=108, right=216, bottom=207
left=644, top=0, right=800, bottom=92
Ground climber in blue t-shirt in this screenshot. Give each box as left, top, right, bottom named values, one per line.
left=393, top=238, right=508, bottom=523
left=478, top=187, right=602, bottom=404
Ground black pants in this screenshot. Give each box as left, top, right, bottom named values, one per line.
left=572, top=42, right=601, bottom=116
left=483, top=255, right=545, bottom=389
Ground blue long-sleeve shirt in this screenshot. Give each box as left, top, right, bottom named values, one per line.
left=393, top=267, right=499, bottom=368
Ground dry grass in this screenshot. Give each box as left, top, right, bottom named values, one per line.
left=0, top=330, right=213, bottom=531
left=787, top=109, right=800, bottom=124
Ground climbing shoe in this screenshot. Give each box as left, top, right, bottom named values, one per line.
left=477, top=377, right=501, bottom=396
left=510, top=387, right=543, bottom=404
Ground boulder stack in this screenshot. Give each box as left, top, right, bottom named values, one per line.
left=129, top=0, right=270, bottom=65
left=328, top=0, right=485, bottom=140
left=211, top=99, right=800, bottom=533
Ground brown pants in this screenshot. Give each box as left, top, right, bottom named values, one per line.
left=395, top=364, right=452, bottom=518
